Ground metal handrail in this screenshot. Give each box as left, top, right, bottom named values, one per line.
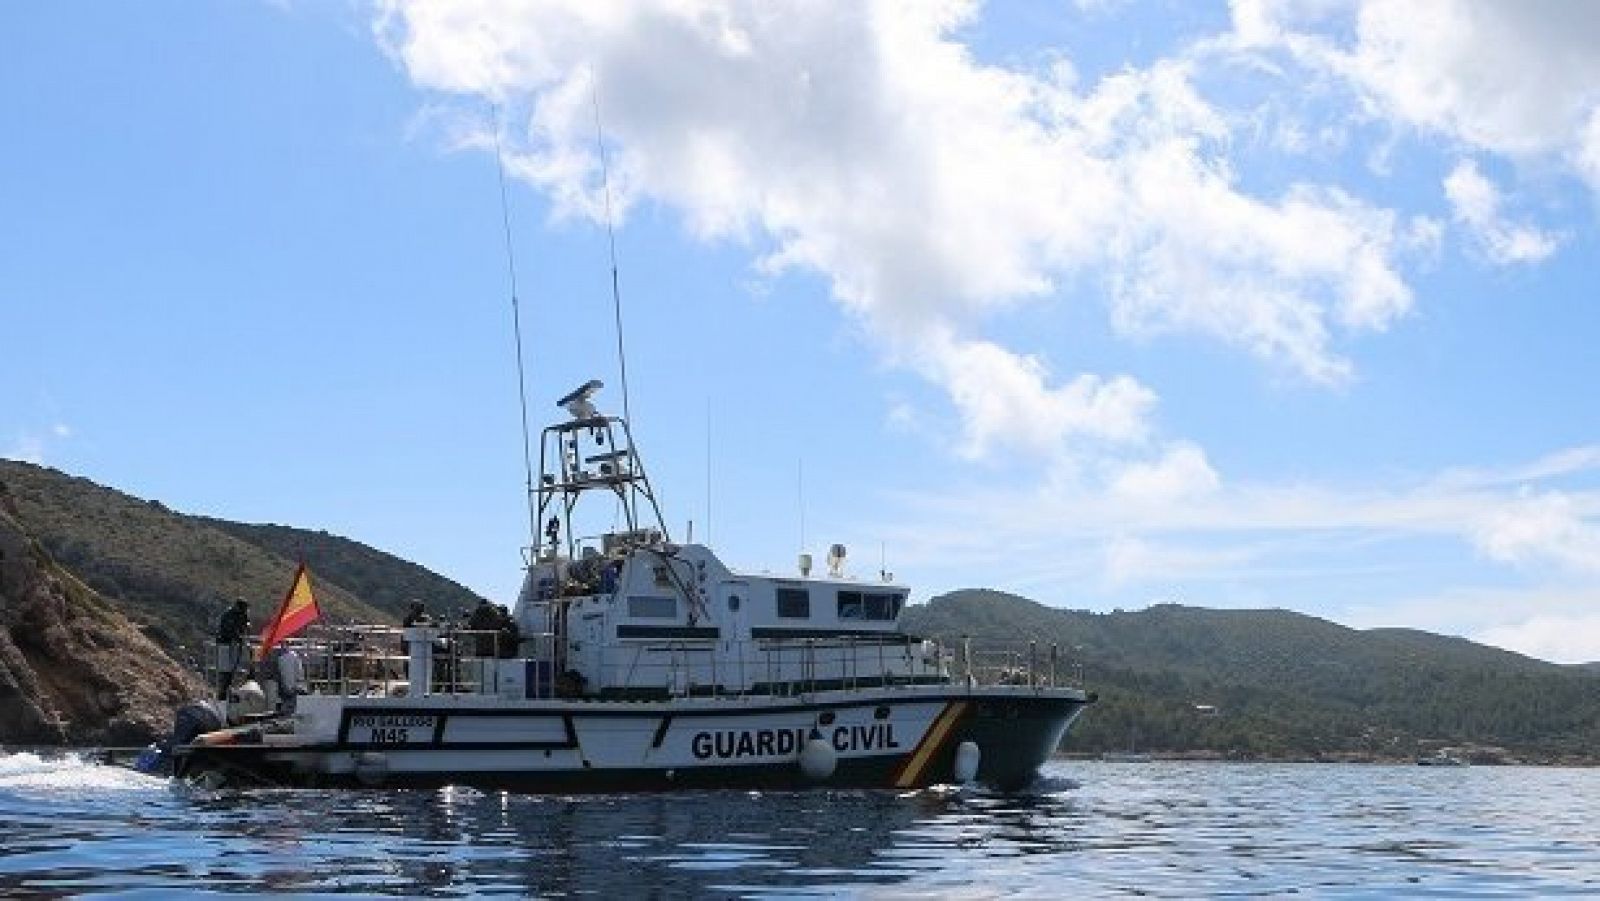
left=207, top=625, right=1084, bottom=701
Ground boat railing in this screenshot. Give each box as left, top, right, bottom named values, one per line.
left=207, top=625, right=560, bottom=699
left=952, top=637, right=1085, bottom=690
left=597, top=634, right=1083, bottom=697
left=208, top=627, right=1084, bottom=701
left=602, top=634, right=949, bottom=697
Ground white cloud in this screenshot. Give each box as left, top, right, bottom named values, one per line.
left=377, top=0, right=1420, bottom=457
left=864, top=443, right=1600, bottom=663
left=1578, top=108, right=1600, bottom=192
left=1433, top=444, right=1600, bottom=489
left=1108, top=441, right=1219, bottom=503
left=1234, top=1, right=1600, bottom=152
left=5, top=433, right=46, bottom=465
left=1477, top=612, right=1600, bottom=665
left=1106, top=159, right=1411, bottom=384
left=1102, top=534, right=1256, bottom=587
left=4, top=423, right=72, bottom=465
left=919, top=330, right=1156, bottom=459
left=884, top=444, right=1600, bottom=585
left=1342, top=584, right=1600, bottom=663
left=1443, top=160, right=1561, bottom=264
left=1230, top=0, right=1600, bottom=191
left=1473, top=488, right=1600, bottom=574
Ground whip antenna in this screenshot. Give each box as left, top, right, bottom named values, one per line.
left=706, top=396, right=713, bottom=545
left=798, top=459, right=806, bottom=553
left=491, top=104, right=539, bottom=548
left=590, top=78, right=634, bottom=428
left=591, top=74, right=637, bottom=523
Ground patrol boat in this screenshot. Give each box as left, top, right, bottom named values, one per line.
left=160, top=381, right=1094, bottom=792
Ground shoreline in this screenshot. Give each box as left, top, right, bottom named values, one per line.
left=1055, top=751, right=1600, bottom=767
left=3, top=745, right=1594, bottom=770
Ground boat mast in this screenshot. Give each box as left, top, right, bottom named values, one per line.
left=534, top=382, right=671, bottom=560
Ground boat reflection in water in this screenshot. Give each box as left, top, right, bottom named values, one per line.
left=171, top=781, right=1085, bottom=897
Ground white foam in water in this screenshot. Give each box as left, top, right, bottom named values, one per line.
left=0, top=750, right=165, bottom=792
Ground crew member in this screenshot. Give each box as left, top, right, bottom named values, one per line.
left=495, top=604, right=520, bottom=659
left=215, top=599, right=250, bottom=700
left=402, top=600, right=432, bottom=627
left=399, top=599, right=432, bottom=660
left=466, top=598, right=500, bottom=656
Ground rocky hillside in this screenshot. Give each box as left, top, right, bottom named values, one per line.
left=0, top=461, right=486, bottom=667
left=5, top=457, right=1595, bottom=761
left=0, top=487, right=201, bottom=745
left=903, top=590, right=1600, bottom=762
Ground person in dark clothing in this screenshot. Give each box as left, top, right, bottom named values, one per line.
left=399, top=600, right=433, bottom=659
left=215, top=600, right=250, bottom=700
left=402, top=600, right=432, bottom=627
left=466, top=599, right=499, bottom=656
left=495, top=604, right=520, bottom=659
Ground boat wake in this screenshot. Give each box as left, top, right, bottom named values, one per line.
left=0, top=749, right=163, bottom=793
left=1029, top=773, right=1083, bottom=794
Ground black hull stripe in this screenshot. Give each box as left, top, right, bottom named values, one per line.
left=649, top=715, right=673, bottom=749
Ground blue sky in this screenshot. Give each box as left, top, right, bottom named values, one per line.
left=3, top=1, right=1598, bottom=661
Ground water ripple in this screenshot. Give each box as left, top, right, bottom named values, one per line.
left=0, top=752, right=1595, bottom=897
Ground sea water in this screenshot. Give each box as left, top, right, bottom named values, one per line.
left=0, top=750, right=1595, bottom=897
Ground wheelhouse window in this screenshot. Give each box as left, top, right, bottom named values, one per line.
left=836, top=591, right=904, bottom=621
left=776, top=587, right=810, bottom=619
left=627, top=595, right=677, bottom=618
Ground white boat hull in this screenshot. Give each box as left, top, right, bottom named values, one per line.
left=174, top=685, right=1091, bottom=792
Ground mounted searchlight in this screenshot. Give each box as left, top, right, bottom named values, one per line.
left=827, top=544, right=847, bottom=578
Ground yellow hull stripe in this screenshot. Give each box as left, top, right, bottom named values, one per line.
left=894, top=701, right=969, bottom=788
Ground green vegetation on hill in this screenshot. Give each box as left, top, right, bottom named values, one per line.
left=4, top=459, right=1595, bottom=763
left=903, top=589, right=1600, bottom=762
left=0, top=461, right=487, bottom=665
left=199, top=519, right=484, bottom=621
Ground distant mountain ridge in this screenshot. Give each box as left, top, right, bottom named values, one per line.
left=903, top=590, right=1600, bottom=762
left=2, top=458, right=1594, bottom=761
left=198, top=519, right=485, bottom=621
left=0, top=461, right=488, bottom=665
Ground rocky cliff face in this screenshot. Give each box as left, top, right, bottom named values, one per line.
left=0, top=487, right=201, bottom=746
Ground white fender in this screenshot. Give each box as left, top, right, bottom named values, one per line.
left=798, top=735, right=837, bottom=782
left=953, top=740, right=981, bottom=784
left=191, top=768, right=227, bottom=791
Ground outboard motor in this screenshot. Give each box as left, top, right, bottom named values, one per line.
left=136, top=700, right=227, bottom=776
left=132, top=743, right=168, bottom=775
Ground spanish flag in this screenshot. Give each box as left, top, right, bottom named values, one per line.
left=257, top=562, right=321, bottom=660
